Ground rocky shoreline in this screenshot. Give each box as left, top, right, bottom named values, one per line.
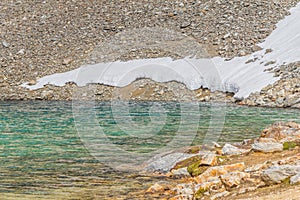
left=142, top=121, right=300, bottom=200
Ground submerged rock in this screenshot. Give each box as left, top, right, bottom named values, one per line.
left=143, top=152, right=196, bottom=173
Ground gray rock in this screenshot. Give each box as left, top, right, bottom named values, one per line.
left=245, top=163, right=268, bottom=173
left=180, top=21, right=191, bottom=29
left=172, top=183, right=194, bottom=200
left=2, top=40, right=9, bottom=48
left=17, top=49, right=25, bottom=55
left=222, top=143, right=249, bottom=155
left=261, top=165, right=300, bottom=184
left=171, top=167, right=191, bottom=178
left=252, top=142, right=283, bottom=153
left=290, top=173, right=300, bottom=185
left=200, top=153, right=218, bottom=166
left=143, top=152, right=196, bottom=173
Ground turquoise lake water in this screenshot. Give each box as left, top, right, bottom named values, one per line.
left=0, top=101, right=299, bottom=199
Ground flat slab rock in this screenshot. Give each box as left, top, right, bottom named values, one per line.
left=252, top=142, right=283, bottom=153
left=222, top=143, right=250, bottom=155
left=143, top=152, right=196, bottom=173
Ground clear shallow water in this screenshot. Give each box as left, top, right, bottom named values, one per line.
left=0, top=101, right=299, bottom=199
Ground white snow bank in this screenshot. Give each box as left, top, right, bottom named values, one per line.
left=22, top=2, right=300, bottom=99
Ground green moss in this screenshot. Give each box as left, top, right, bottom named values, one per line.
left=283, top=142, right=297, bottom=150
left=194, top=187, right=208, bottom=199
left=187, top=161, right=209, bottom=177
left=173, top=155, right=201, bottom=170
left=282, top=177, right=291, bottom=186
left=186, top=146, right=201, bottom=154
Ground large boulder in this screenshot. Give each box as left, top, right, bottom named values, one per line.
left=252, top=142, right=283, bottom=153
left=261, top=165, right=300, bottom=184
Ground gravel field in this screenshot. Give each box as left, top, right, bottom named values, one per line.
left=0, top=0, right=299, bottom=102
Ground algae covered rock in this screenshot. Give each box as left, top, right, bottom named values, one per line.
left=187, top=161, right=209, bottom=177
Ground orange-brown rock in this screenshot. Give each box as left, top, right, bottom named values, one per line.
left=200, top=153, right=218, bottom=166
left=194, top=162, right=245, bottom=184
left=220, top=171, right=250, bottom=188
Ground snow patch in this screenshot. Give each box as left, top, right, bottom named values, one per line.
left=22, top=2, right=300, bottom=99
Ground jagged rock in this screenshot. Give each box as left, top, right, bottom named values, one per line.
left=252, top=142, right=283, bottom=153
left=200, top=153, right=218, bottom=166
left=222, top=143, right=250, bottom=155
left=194, top=162, right=245, bottom=184
left=194, top=178, right=227, bottom=199
left=195, top=177, right=223, bottom=193
left=245, top=163, right=268, bottom=173
left=220, top=171, right=250, bottom=188
left=261, top=165, right=300, bottom=184
left=290, top=173, right=300, bottom=185
left=172, top=183, right=194, bottom=200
